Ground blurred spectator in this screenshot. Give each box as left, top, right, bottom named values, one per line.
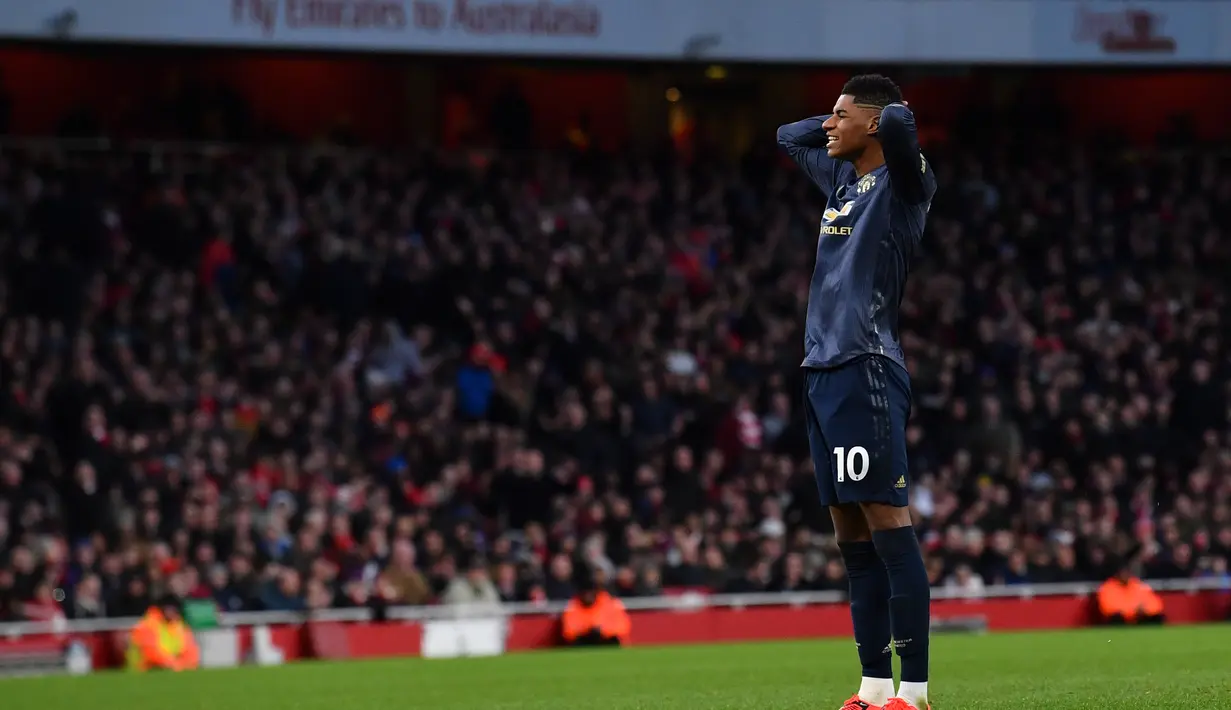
left=69, top=574, right=106, bottom=619
left=384, top=539, right=433, bottom=605
left=441, top=556, right=501, bottom=609
left=493, top=562, right=522, bottom=603
left=724, top=560, right=773, bottom=595
left=638, top=566, right=664, bottom=597
left=701, top=547, right=731, bottom=590
left=1096, top=556, right=1165, bottom=626
left=999, top=550, right=1032, bottom=586
left=214, top=556, right=260, bottom=612
left=305, top=578, right=333, bottom=611
left=456, top=344, right=498, bottom=422
left=815, top=558, right=849, bottom=593
left=544, top=555, right=576, bottom=601
left=560, top=569, right=630, bottom=647
left=944, top=564, right=986, bottom=598
left=261, top=568, right=305, bottom=612
left=126, top=595, right=200, bottom=672
left=771, top=552, right=809, bottom=593
left=113, top=577, right=152, bottom=618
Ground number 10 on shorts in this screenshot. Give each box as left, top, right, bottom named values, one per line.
left=834, top=446, right=869, bottom=482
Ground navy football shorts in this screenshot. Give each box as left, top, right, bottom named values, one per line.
left=803, top=354, right=912, bottom=507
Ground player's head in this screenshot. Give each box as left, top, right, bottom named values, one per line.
left=822, top=74, right=903, bottom=161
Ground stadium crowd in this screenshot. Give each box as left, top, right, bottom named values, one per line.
left=0, top=105, right=1230, bottom=622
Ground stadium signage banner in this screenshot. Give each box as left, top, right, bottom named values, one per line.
left=1034, top=1, right=1218, bottom=62
left=420, top=618, right=508, bottom=658
left=3, top=0, right=1231, bottom=63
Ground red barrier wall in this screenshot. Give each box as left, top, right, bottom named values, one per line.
left=3, top=590, right=1226, bottom=669
left=507, top=590, right=1227, bottom=650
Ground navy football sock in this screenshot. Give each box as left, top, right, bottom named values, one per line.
left=838, top=541, right=893, bottom=679
left=872, top=526, right=930, bottom=684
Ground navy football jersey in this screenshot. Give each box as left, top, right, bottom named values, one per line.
left=777, top=104, right=936, bottom=371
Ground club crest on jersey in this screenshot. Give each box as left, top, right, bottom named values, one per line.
left=856, top=174, right=876, bottom=194
left=822, top=201, right=854, bottom=224
left=921, top=153, right=928, bottom=174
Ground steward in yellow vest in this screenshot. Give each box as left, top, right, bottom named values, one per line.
left=126, top=595, right=201, bottom=672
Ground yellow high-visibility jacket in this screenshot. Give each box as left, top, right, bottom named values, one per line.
left=126, top=608, right=200, bottom=672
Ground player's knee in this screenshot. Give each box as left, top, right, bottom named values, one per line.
left=830, top=504, right=872, bottom=542
left=860, top=502, right=912, bottom=531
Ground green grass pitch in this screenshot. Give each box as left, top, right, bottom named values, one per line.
left=6, top=625, right=1229, bottom=709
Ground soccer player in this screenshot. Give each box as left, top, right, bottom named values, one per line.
left=777, top=75, right=936, bottom=710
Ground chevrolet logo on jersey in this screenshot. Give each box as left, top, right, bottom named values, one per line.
left=822, top=201, right=854, bottom=224
left=821, top=201, right=855, bottom=236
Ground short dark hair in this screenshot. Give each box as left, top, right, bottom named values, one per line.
left=842, top=74, right=903, bottom=109
left=157, top=594, right=184, bottom=616
left=573, top=563, right=600, bottom=592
